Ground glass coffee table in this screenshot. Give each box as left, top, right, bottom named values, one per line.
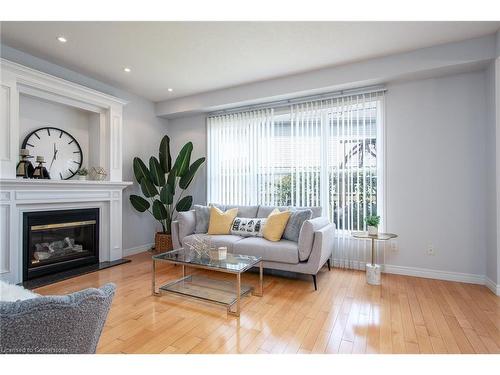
left=152, top=248, right=263, bottom=317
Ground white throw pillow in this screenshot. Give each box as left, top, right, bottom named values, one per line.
left=230, top=217, right=267, bottom=237
left=0, top=280, right=39, bottom=302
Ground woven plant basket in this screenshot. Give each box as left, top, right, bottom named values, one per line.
left=155, top=232, right=173, bottom=253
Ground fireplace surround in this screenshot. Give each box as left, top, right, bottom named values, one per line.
left=23, top=208, right=99, bottom=281
left=0, top=59, right=132, bottom=285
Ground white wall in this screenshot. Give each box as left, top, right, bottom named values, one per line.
left=167, top=114, right=207, bottom=206
left=385, top=71, right=489, bottom=276
left=1, top=44, right=169, bottom=254
left=168, top=70, right=492, bottom=279
left=485, top=62, right=498, bottom=284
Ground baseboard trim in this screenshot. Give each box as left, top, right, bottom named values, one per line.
left=484, top=276, right=500, bottom=296
left=333, top=260, right=500, bottom=295
left=383, top=264, right=485, bottom=285
left=123, top=243, right=154, bottom=257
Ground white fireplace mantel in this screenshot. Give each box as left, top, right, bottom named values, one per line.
left=0, top=59, right=133, bottom=284
left=0, top=179, right=132, bottom=283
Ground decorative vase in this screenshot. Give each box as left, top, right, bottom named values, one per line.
left=155, top=232, right=173, bottom=252
left=78, top=175, right=88, bottom=181
left=367, top=225, right=378, bottom=236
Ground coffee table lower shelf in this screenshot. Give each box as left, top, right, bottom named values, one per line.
left=155, top=274, right=253, bottom=316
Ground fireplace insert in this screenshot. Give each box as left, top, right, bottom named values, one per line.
left=23, top=208, right=99, bottom=281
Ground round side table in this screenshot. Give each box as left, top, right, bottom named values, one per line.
left=351, top=231, right=398, bottom=285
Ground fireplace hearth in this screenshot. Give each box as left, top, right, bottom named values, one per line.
left=23, top=208, right=100, bottom=281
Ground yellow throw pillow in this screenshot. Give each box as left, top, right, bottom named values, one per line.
left=263, top=208, right=292, bottom=242
left=207, top=206, right=238, bottom=235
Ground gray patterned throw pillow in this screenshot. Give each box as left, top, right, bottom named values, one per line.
left=283, top=209, right=313, bottom=242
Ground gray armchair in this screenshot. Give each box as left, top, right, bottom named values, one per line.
left=0, top=283, right=115, bottom=354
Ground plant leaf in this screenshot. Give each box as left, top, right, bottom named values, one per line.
left=129, top=195, right=150, bottom=212
left=172, top=142, right=193, bottom=177
left=167, top=167, right=177, bottom=195
left=149, top=156, right=166, bottom=187
left=160, top=184, right=173, bottom=205
left=140, top=178, right=158, bottom=198
left=176, top=195, right=193, bottom=212
left=179, top=157, right=205, bottom=190
left=159, top=135, right=172, bottom=173
left=133, top=157, right=152, bottom=183
left=152, top=199, right=168, bottom=220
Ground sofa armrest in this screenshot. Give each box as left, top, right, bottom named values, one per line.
left=298, top=216, right=330, bottom=261
left=306, top=223, right=335, bottom=274
left=171, top=220, right=181, bottom=249
left=172, top=210, right=196, bottom=248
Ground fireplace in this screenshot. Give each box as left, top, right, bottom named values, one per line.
left=23, top=208, right=99, bottom=281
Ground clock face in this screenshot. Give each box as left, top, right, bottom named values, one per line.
left=22, top=127, right=83, bottom=180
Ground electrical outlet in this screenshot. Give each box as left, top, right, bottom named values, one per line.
left=427, top=246, right=436, bottom=256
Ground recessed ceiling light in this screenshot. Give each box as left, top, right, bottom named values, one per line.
left=57, top=36, right=67, bottom=43
left=167, top=88, right=173, bottom=92
left=123, top=67, right=131, bottom=73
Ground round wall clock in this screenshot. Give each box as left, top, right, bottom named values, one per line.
left=22, top=127, right=83, bottom=180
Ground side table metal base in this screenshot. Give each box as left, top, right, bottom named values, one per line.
left=366, top=263, right=381, bottom=285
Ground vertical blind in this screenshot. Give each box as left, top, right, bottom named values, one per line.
left=207, top=91, right=385, bottom=245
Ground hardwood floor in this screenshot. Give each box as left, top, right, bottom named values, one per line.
left=35, top=252, right=500, bottom=354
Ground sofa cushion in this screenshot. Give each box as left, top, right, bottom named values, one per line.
left=257, top=205, right=321, bottom=219
left=298, top=216, right=331, bottom=261
left=256, top=205, right=279, bottom=218
left=234, top=237, right=299, bottom=264
left=181, top=234, right=244, bottom=252
left=193, top=205, right=210, bottom=233
left=177, top=210, right=196, bottom=241
left=296, top=206, right=322, bottom=218
left=283, top=209, right=312, bottom=242
left=216, top=204, right=259, bottom=218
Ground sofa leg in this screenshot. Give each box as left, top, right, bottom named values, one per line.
left=327, top=259, right=331, bottom=271
left=312, top=274, right=317, bottom=291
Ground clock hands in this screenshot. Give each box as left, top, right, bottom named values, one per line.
left=48, top=142, right=58, bottom=171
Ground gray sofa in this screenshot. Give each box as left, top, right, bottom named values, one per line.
left=172, top=205, right=335, bottom=290
left=0, top=283, right=115, bottom=354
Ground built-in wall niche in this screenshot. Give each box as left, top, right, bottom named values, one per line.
left=1, top=59, right=126, bottom=182
left=19, top=94, right=102, bottom=178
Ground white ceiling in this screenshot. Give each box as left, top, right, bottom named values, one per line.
left=1, top=21, right=499, bottom=102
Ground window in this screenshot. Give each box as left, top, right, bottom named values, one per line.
left=207, top=91, right=385, bottom=234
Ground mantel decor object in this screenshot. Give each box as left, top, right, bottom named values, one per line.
left=76, top=168, right=88, bottom=181
left=89, top=167, right=107, bottom=181
left=32, top=156, right=50, bottom=179
left=16, top=149, right=35, bottom=179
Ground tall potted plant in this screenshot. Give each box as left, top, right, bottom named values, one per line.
left=129, top=135, right=205, bottom=252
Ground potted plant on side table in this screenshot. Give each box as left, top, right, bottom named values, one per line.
left=365, top=215, right=380, bottom=236
left=129, top=135, right=205, bottom=252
